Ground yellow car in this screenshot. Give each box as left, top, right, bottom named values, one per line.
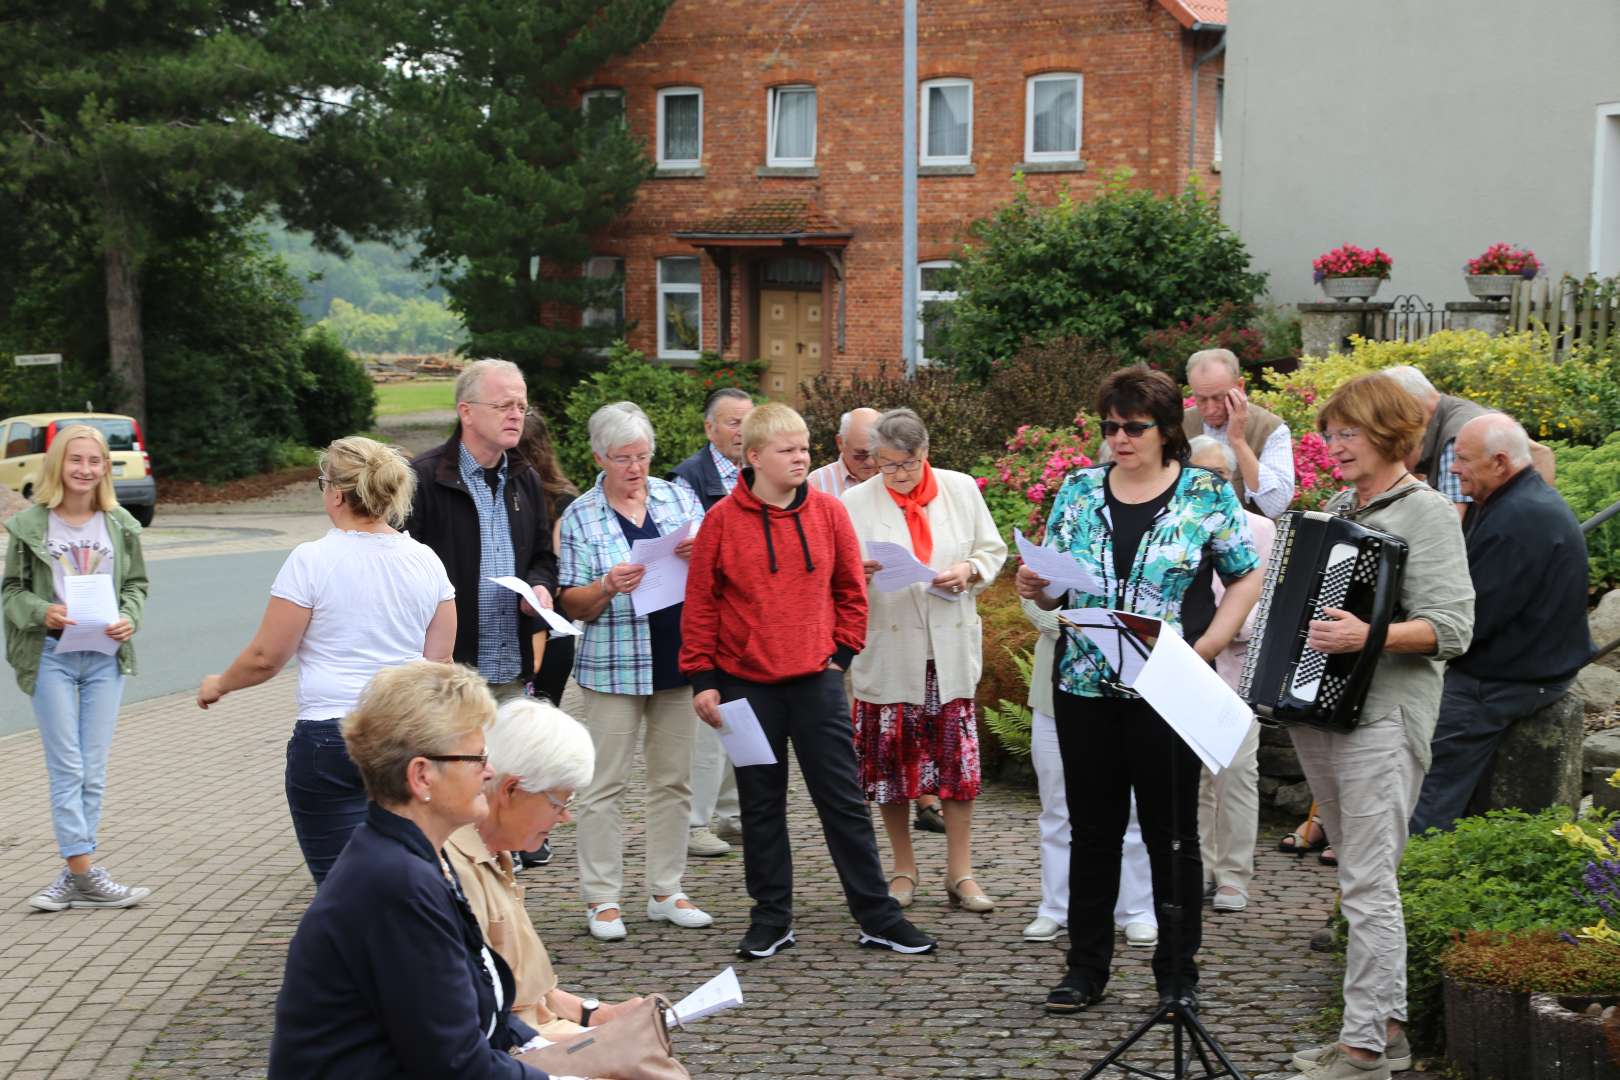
left=0, top=412, right=156, bottom=526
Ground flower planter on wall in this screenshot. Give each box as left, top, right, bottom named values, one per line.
left=1465, top=274, right=1521, bottom=300
left=1445, top=976, right=1533, bottom=1080
left=1319, top=276, right=1384, bottom=301
left=1529, top=993, right=1620, bottom=1080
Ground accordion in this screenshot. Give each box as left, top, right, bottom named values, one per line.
left=1238, top=511, right=1408, bottom=732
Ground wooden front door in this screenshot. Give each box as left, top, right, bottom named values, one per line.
left=759, top=289, right=823, bottom=403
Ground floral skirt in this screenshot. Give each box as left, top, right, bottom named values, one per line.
left=852, top=661, right=981, bottom=803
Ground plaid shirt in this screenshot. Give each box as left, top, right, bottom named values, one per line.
left=672, top=444, right=740, bottom=502
left=558, top=475, right=704, bottom=695
left=1435, top=439, right=1470, bottom=503
left=457, top=443, right=521, bottom=684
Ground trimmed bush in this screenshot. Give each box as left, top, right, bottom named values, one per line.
left=556, top=341, right=711, bottom=484
left=297, top=326, right=377, bottom=447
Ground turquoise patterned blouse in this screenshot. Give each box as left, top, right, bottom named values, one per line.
left=1043, top=463, right=1259, bottom=698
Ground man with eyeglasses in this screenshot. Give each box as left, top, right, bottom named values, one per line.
left=1183, top=349, right=1295, bottom=518
left=808, top=407, right=881, bottom=497
left=404, top=359, right=558, bottom=702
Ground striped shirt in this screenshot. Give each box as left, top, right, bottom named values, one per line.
left=456, top=444, right=521, bottom=684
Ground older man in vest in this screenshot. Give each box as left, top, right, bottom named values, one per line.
left=1182, top=349, right=1295, bottom=517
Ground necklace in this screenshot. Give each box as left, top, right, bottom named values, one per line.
left=1355, top=470, right=1412, bottom=509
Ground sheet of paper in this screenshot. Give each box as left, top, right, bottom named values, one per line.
left=488, top=577, right=581, bottom=637
left=1015, top=528, right=1105, bottom=601
left=865, top=539, right=937, bottom=593
left=57, top=575, right=120, bottom=655
left=715, top=699, right=778, bottom=767
left=669, top=965, right=744, bottom=1026
left=627, top=520, right=694, bottom=617
left=1130, top=623, right=1255, bottom=774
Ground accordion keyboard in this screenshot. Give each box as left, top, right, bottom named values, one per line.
left=1289, top=543, right=1384, bottom=704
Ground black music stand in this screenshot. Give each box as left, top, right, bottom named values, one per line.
left=1056, top=614, right=1247, bottom=1080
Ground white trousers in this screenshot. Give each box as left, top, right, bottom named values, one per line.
left=1197, top=717, right=1262, bottom=895
left=689, top=715, right=740, bottom=828
left=1031, top=709, right=1156, bottom=927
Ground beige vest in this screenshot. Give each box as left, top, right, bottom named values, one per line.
left=1183, top=403, right=1285, bottom=514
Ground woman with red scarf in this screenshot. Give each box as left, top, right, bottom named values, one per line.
left=840, top=408, right=1007, bottom=913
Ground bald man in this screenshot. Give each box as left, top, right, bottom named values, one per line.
left=808, top=407, right=882, bottom=497
left=1408, top=414, right=1594, bottom=834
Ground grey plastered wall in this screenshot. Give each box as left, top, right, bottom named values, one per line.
left=1220, top=1, right=1620, bottom=309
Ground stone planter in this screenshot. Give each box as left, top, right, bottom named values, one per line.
left=1529, top=993, right=1620, bottom=1079
left=1466, top=274, right=1523, bottom=300
left=1319, top=276, right=1384, bottom=301
left=1445, top=976, right=1533, bottom=1080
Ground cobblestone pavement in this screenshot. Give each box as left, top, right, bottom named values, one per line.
left=1, top=675, right=1418, bottom=1080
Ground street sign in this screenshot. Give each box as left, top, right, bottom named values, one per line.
left=13, top=353, right=62, bottom=367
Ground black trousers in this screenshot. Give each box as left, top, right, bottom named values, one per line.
left=718, top=669, right=904, bottom=934
left=285, top=719, right=367, bottom=886
left=1053, top=690, right=1203, bottom=994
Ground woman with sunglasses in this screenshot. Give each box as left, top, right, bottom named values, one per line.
left=841, top=408, right=1007, bottom=913
left=1015, top=366, right=1261, bottom=1016
left=198, top=436, right=456, bottom=885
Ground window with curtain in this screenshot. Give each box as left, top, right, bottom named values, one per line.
left=657, top=256, right=702, bottom=358
left=768, top=85, right=817, bottom=165
left=921, top=79, right=972, bottom=164
left=917, top=261, right=959, bottom=367
left=582, top=256, right=625, bottom=333
left=1026, top=73, right=1082, bottom=161
left=658, top=88, right=702, bottom=165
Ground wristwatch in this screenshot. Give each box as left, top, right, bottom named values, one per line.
left=579, top=997, right=601, bottom=1027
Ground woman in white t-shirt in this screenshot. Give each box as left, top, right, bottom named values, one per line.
left=197, top=437, right=456, bottom=884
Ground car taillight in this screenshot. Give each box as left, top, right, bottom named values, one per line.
left=44, top=422, right=58, bottom=448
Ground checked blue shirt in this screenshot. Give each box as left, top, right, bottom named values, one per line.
left=457, top=443, right=522, bottom=684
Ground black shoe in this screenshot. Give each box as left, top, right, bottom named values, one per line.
left=737, top=924, right=795, bottom=960
left=914, top=804, right=946, bottom=834
left=857, top=918, right=937, bottom=954
left=516, top=840, right=552, bottom=869
left=1158, top=987, right=1200, bottom=1016
left=1045, top=971, right=1106, bottom=1014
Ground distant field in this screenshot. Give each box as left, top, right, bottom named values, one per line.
left=375, top=379, right=457, bottom=417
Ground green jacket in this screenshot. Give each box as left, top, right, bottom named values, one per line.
left=2, top=504, right=148, bottom=694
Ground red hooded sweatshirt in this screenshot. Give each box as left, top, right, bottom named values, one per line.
left=680, top=469, right=867, bottom=692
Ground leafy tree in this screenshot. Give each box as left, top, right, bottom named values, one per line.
left=298, top=326, right=378, bottom=447
left=938, top=172, right=1268, bottom=380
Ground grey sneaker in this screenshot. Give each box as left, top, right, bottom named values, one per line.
left=1289, top=1041, right=1397, bottom=1078
left=713, top=816, right=744, bottom=844
left=28, top=868, right=75, bottom=912
left=687, top=827, right=732, bottom=857
left=70, top=866, right=150, bottom=909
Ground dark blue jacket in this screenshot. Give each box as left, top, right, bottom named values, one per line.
left=668, top=445, right=729, bottom=511
left=269, top=803, right=546, bottom=1079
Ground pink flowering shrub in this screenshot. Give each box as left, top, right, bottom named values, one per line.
left=1465, top=243, right=1540, bottom=278
left=1291, top=431, right=1344, bottom=510
left=1313, top=244, right=1393, bottom=283
left=974, top=418, right=1098, bottom=542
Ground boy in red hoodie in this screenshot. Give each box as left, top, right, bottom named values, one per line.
left=681, top=403, right=938, bottom=960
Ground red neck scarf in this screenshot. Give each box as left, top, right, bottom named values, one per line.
left=886, top=459, right=940, bottom=563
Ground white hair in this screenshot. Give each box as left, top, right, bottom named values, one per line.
left=455, top=358, right=523, bottom=405
left=1382, top=365, right=1438, bottom=401
left=486, top=697, right=595, bottom=794
left=1187, top=434, right=1237, bottom=477
left=1186, top=349, right=1241, bottom=382
left=588, top=401, right=656, bottom=457
left=1475, top=414, right=1533, bottom=468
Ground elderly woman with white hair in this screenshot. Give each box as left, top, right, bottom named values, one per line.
left=555, top=402, right=712, bottom=941
left=447, top=697, right=656, bottom=1037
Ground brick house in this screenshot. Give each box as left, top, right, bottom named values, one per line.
left=576, top=0, right=1227, bottom=399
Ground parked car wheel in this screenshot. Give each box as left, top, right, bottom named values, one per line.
left=129, top=504, right=154, bottom=527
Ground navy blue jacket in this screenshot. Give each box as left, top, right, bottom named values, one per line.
left=269, top=803, right=546, bottom=1079
left=668, top=445, right=729, bottom=511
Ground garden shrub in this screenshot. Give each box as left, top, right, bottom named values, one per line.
left=974, top=576, right=1041, bottom=777
left=974, top=422, right=1097, bottom=542
left=1547, top=433, right=1620, bottom=590
left=297, top=326, right=377, bottom=448
left=981, top=336, right=1122, bottom=436
left=981, top=646, right=1035, bottom=759
left=1136, top=302, right=1263, bottom=383
left=800, top=363, right=999, bottom=474
left=557, top=341, right=710, bottom=483
left=1440, top=929, right=1620, bottom=996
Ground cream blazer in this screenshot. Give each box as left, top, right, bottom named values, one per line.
left=841, top=468, right=1008, bottom=705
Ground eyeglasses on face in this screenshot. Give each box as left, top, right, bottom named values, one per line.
left=423, top=752, right=490, bottom=767
left=541, top=790, right=575, bottom=813
left=1100, top=420, right=1158, bottom=438
left=607, top=452, right=652, bottom=467
left=465, top=399, right=533, bottom=416
left=877, top=457, right=924, bottom=475
left=316, top=475, right=330, bottom=492
left=1321, top=428, right=1362, bottom=444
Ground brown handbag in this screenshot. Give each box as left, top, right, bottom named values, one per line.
left=515, top=994, right=690, bottom=1080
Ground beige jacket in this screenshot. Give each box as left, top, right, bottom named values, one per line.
left=842, top=468, right=1007, bottom=705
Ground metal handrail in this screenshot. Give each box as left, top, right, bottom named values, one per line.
left=1582, top=497, right=1620, bottom=535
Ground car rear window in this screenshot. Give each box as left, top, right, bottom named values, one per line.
left=71, top=419, right=136, bottom=451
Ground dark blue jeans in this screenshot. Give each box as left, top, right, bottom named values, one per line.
left=285, top=719, right=367, bottom=885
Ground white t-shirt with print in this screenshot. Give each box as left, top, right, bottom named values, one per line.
left=271, top=529, right=455, bottom=722
left=46, top=510, right=115, bottom=605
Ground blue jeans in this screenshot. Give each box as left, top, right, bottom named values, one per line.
left=284, top=719, right=368, bottom=886
left=32, top=638, right=126, bottom=859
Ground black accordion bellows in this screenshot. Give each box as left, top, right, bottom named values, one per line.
left=1239, top=510, right=1408, bottom=732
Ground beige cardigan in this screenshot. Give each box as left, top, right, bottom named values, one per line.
left=841, top=468, right=1007, bottom=705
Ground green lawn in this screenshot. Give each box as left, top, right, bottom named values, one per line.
left=374, top=379, right=457, bottom=417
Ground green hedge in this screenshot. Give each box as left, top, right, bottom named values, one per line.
left=1548, top=432, right=1620, bottom=590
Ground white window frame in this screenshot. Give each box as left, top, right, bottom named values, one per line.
left=1591, top=102, right=1620, bottom=277
left=656, top=87, right=703, bottom=167
left=1024, top=72, right=1083, bottom=162
left=581, top=256, right=625, bottom=334
left=656, top=256, right=702, bottom=360
left=920, top=78, right=973, bottom=166
left=766, top=85, right=817, bottom=167
left=916, top=260, right=959, bottom=368
left=581, top=88, right=624, bottom=119
left=1213, top=77, right=1224, bottom=165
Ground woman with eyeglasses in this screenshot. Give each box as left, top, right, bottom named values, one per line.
left=840, top=408, right=1007, bottom=913
left=554, top=402, right=713, bottom=941
left=270, top=662, right=550, bottom=1078
left=1015, top=366, right=1262, bottom=1017
left=198, top=436, right=456, bottom=885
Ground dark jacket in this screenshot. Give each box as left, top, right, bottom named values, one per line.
left=1451, top=467, right=1593, bottom=685
left=404, top=433, right=558, bottom=676
left=667, top=445, right=730, bottom=510
left=269, top=803, right=545, bottom=1079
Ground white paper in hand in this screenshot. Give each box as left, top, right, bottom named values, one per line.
left=1015, top=528, right=1105, bottom=601
left=488, top=577, right=581, bottom=637
left=57, top=575, right=120, bottom=655
left=627, top=520, right=694, bottom=617
left=669, top=966, right=744, bottom=1026
left=714, top=699, right=777, bottom=767
left=865, top=540, right=936, bottom=593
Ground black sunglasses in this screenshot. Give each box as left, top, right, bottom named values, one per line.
left=1100, top=420, right=1158, bottom=438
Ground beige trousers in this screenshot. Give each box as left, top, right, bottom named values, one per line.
left=575, top=686, right=696, bottom=904
left=1197, top=716, right=1262, bottom=895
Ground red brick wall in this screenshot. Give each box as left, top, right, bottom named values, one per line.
left=578, top=0, right=1223, bottom=378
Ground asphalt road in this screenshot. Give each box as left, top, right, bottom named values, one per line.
left=0, top=548, right=289, bottom=739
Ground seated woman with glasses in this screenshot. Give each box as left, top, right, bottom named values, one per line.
left=198, top=436, right=456, bottom=885
left=1015, top=366, right=1261, bottom=1017
left=555, top=402, right=713, bottom=941
left=269, top=662, right=549, bottom=1079
left=446, top=696, right=666, bottom=1043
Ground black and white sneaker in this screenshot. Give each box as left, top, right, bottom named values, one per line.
left=515, top=841, right=552, bottom=870
left=857, top=919, right=937, bottom=954
left=737, top=924, right=795, bottom=960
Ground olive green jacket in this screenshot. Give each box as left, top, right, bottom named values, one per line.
left=2, top=504, right=148, bottom=694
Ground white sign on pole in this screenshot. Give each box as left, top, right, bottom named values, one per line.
left=13, top=353, right=63, bottom=367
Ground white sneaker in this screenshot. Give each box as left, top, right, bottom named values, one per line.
left=1124, top=921, right=1159, bottom=947
left=28, top=868, right=75, bottom=912
left=713, top=816, right=744, bottom=844
left=1022, top=915, right=1064, bottom=942
left=687, top=827, right=732, bottom=857
left=647, top=892, right=714, bottom=928
left=1212, top=888, right=1248, bottom=912
left=586, top=903, right=627, bottom=941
